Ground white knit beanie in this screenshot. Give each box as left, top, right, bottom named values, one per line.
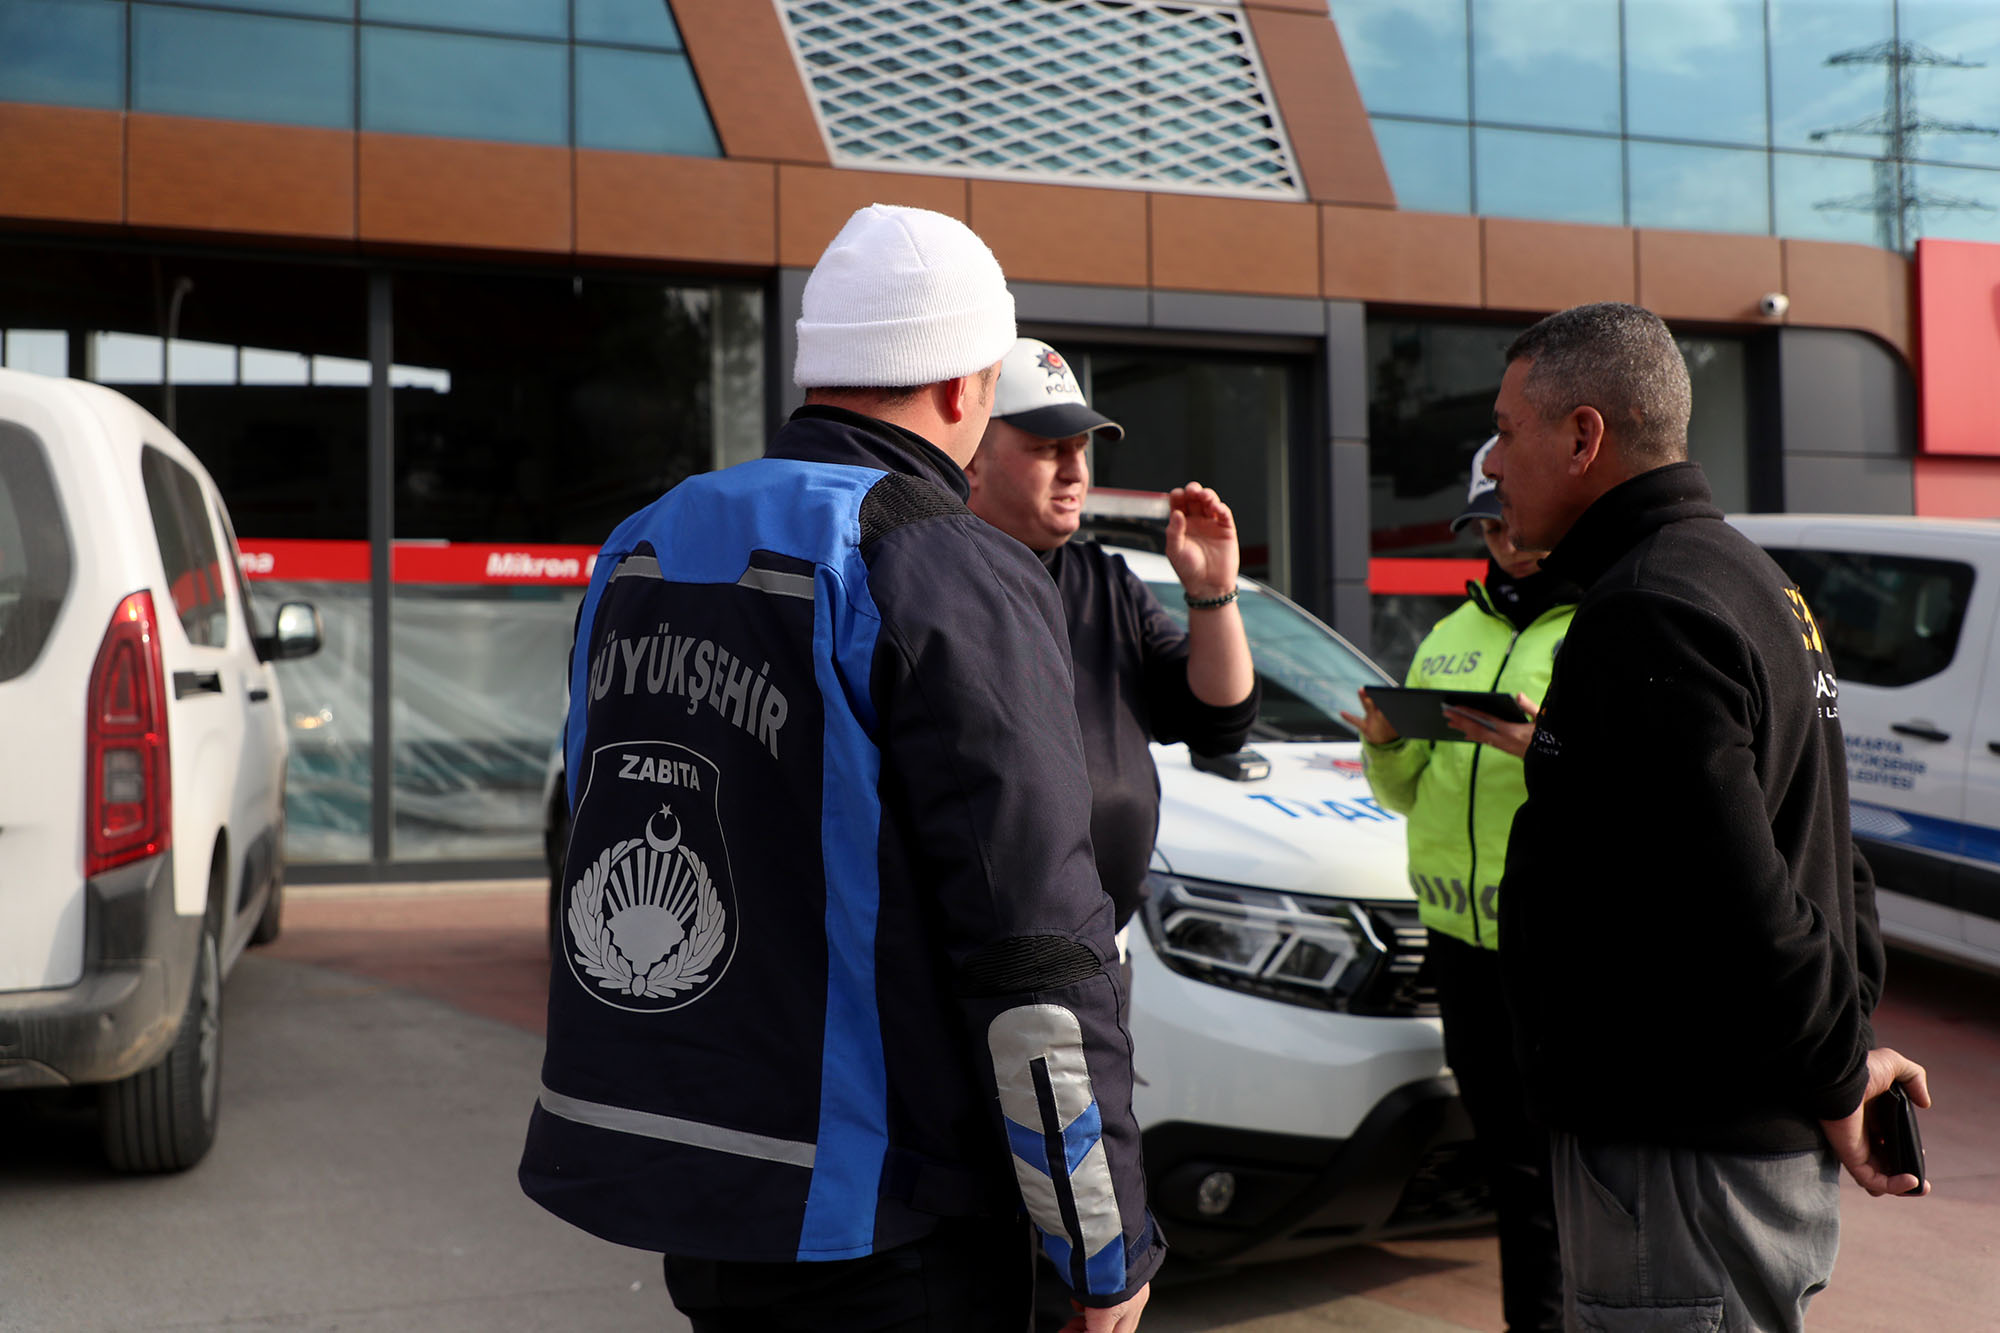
left=793, top=204, right=1017, bottom=389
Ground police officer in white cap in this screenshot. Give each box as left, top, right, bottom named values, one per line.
left=524, top=210, right=1161, bottom=1332
left=1339, top=437, right=1577, bottom=1332
left=968, top=339, right=1255, bottom=1333
left=968, top=338, right=1257, bottom=941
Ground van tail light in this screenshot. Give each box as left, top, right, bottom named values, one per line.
left=86, top=591, right=173, bottom=877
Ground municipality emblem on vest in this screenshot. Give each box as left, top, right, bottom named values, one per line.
left=564, top=742, right=737, bottom=1012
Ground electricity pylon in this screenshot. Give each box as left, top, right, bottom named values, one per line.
left=1810, top=39, right=1999, bottom=252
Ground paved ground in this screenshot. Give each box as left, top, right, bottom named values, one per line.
left=5, top=878, right=1994, bottom=1331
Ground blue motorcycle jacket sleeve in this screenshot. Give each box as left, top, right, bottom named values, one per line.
left=863, top=510, right=1166, bottom=1307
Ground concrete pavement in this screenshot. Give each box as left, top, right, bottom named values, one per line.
left=7, top=877, right=1993, bottom=1331
left=0, top=934, right=667, bottom=1332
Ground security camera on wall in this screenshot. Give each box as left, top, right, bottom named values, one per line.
left=1758, top=292, right=1790, bottom=318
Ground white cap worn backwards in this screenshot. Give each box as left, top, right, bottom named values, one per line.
left=793, top=204, right=1017, bottom=390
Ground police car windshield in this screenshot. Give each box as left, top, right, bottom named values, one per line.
left=1145, top=581, right=1386, bottom=743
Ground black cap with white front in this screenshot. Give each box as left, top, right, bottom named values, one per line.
left=991, top=338, right=1125, bottom=442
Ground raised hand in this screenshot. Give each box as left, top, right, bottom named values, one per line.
left=1165, top=482, right=1239, bottom=600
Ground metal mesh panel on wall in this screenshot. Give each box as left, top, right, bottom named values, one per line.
left=776, top=0, right=1305, bottom=198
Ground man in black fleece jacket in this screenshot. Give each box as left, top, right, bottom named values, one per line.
left=1484, top=302, right=1929, bottom=1332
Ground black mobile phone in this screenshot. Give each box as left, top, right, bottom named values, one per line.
left=1866, top=1080, right=1926, bottom=1195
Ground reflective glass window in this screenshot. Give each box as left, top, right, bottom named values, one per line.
left=1767, top=549, right=1973, bottom=687
left=1474, top=128, right=1624, bottom=224
left=1908, top=164, right=2000, bottom=243
left=1363, top=319, right=1516, bottom=561
left=1628, top=141, right=1771, bottom=233
left=1471, top=0, right=1620, bottom=133
left=360, top=0, right=565, bottom=40
left=386, top=585, right=575, bottom=861
left=1678, top=336, right=1750, bottom=512
left=1897, top=2, right=2000, bottom=169
left=3, top=330, right=68, bottom=377
left=133, top=5, right=353, bottom=129
left=1141, top=580, right=1380, bottom=742
left=0, top=422, right=72, bottom=683
left=575, top=47, right=720, bottom=156
left=1326, top=0, right=1469, bottom=120
left=386, top=271, right=760, bottom=861
left=1081, top=352, right=1303, bottom=593
left=361, top=27, right=567, bottom=145
left=0, top=0, right=123, bottom=110
left=1773, top=151, right=1892, bottom=245
left=389, top=272, right=760, bottom=546
left=191, top=0, right=352, bottom=17
left=1769, top=0, right=1895, bottom=152
left=576, top=0, right=682, bottom=49
left=1371, top=118, right=1472, bottom=213
left=264, top=578, right=371, bottom=864
left=1623, top=0, right=1769, bottom=147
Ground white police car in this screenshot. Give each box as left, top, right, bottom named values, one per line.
left=1731, top=515, right=2000, bottom=976
left=542, top=543, right=1484, bottom=1264
left=1110, top=547, right=1482, bottom=1266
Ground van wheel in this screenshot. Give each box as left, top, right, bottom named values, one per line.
left=100, top=915, right=223, bottom=1172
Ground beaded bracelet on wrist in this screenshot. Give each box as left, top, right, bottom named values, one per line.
left=1184, top=587, right=1239, bottom=610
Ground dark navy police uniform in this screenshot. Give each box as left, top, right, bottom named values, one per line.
left=521, top=406, right=1164, bottom=1328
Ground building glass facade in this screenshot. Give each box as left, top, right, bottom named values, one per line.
left=0, top=0, right=719, bottom=154
left=0, top=238, right=762, bottom=866
left=1331, top=0, right=2000, bottom=249
left=1362, top=316, right=1762, bottom=677
left=0, top=0, right=1949, bottom=871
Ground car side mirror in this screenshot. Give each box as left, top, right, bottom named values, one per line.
left=259, top=600, right=323, bottom=662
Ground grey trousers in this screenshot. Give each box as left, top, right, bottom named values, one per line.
left=1549, top=1132, right=1841, bottom=1333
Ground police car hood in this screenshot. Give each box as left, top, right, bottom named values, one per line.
left=1151, top=739, right=1413, bottom=902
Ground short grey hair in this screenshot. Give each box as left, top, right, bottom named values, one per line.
left=1504, top=303, right=1692, bottom=465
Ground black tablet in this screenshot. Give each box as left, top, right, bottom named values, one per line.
left=1366, top=687, right=1528, bottom=743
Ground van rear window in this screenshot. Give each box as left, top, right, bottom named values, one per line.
left=1768, top=547, right=1974, bottom=688
left=0, top=421, right=73, bottom=683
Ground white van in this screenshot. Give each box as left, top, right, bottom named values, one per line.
left=1731, top=515, right=2000, bottom=974
left=0, top=368, right=321, bottom=1171
left=543, top=543, right=1484, bottom=1266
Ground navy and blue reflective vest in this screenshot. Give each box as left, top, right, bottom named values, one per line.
left=520, top=407, right=1164, bottom=1306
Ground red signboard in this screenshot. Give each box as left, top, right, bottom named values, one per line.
left=233, top=538, right=371, bottom=583
left=236, top=539, right=598, bottom=586
left=1917, top=238, right=2000, bottom=458
left=238, top=540, right=1481, bottom=598
left=1368, top=558, right=1484, bottom=596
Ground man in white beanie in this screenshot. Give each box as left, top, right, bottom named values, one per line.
left=523, top=205, right=1161, bottom=1333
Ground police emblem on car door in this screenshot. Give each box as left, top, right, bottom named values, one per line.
left=561, top=741, right=738, bottom=1012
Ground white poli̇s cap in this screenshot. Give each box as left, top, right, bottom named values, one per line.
left=793, top=204, right=1017, bottom=389
left=990, top=338, right=1124, bottom=441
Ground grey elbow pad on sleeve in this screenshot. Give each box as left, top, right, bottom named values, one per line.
left=988, top=1004, right=1130, bottom=1298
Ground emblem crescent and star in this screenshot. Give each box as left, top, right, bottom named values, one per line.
left=644, top=804, right=682, bottom=855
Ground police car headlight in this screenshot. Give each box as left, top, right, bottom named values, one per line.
left=1139, top=872, right=1387, bottom=1011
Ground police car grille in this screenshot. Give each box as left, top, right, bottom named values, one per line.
left=1349, top=905, right=1437, bottom=1017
